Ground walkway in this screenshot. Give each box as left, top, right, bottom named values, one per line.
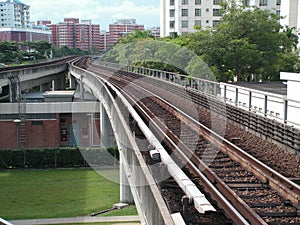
left=9, top=216, right=141, bottom=225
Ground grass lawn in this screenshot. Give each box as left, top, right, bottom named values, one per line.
left=0, top=168, right=137, bottom=220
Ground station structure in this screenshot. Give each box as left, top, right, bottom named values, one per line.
left=1, top=58, right=300, bottom=225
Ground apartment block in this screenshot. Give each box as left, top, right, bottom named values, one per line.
left=150, top=27, right=161, bottom=38
left=160, top=0, right=282, bottom=37
left=280, top=0, right=300, bottom=31
left=50, top=18, right=101, bottom=51
left=0, top=0, right=30, bottom=29
left=108, top=19, right=145, bottom=48
left=0, top=1, right=51, bottom=43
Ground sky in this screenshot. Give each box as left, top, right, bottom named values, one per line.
left=23, top=0, right=160, bottom=31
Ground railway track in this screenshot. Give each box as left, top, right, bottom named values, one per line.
left=74, top=57, right=300, bottom=224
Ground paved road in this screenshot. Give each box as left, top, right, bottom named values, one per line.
left=9, top=216, right=141, bottom=225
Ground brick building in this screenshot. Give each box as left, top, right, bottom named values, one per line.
left=0, top=92, right=101, bottom=149
left=0, top=0, right=30, bottom=29
left=50, top=18, right=101, bottom=51
left=0, top=27, right=51, bottom=43
left=107, top=19, right=145, bottom=49
left=0, top=1, right=51, bottom=43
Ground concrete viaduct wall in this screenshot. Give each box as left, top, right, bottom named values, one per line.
left=0, top=60, right=69, bottom=102
left=69, top=63, right=175, bottom=225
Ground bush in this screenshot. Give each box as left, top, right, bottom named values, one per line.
left=0, top=147, right=119, bottom=169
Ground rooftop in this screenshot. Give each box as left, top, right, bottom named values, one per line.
left=233, top=82, right=287, bottom=96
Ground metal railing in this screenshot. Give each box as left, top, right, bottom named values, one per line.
left=95, top=61, right=300, bottom=154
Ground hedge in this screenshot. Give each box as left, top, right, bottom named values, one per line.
left=0, top=147, right=119, bottom=169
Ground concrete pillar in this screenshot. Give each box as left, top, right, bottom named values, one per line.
left=60, top=74, right=66, bottom=90
left=69, top=72, right=76, bottom=90
left=120, top=153, right=134, bottom=203
left=100, top=103, right=115, bottom=147
left=80, top=75, right=84, bottom=99
left=100, top=103, right=133, bottom=203
left=52, top=79, right=61, bottom=90
left=52, top=74, right=66, bottom=91
left=40, top=82, right=51, bottom=92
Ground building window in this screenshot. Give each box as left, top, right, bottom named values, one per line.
left=31, top=121, right=43, bottom=126
left=195, top=8, right=201, bottom=16
left=170, top=0, right=175, bottom=5
left=170, top=21, right=175, bottom=28
left=213, top=0, right=222, bottom=5
left=170, top=9, right=175, bottom=17
left=213, top=20, right=220, bottom=26
left=276, top=10, right=280, bottom=17
left=276, top=0, right=281, bottom=5
left=206, top=20, right=209, bottom=23
left=259, top=0, right=267, bottom=6
left=169, top=32, right=176, bottom=38
left=242, top=0, right=250, bottom=7
left=206, top=8, right=209, bottom=12
left=195, top=20, right=201, bottom=27
left=182, top=9, right=188, bottom=16
left=213, top=9, right=222, bottom=16
left=181, top=20, right=188, bottom=28
left=195, top=0, right=201, bottom=4
left=182, top=0, right=188, bottom=5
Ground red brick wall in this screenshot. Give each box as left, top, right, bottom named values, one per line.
left=0, top=119, right=60, bottom=149
left=0, top=121, right=18, bottom=149
left=25, top=120, right=60, bottom=149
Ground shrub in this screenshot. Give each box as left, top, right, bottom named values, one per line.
left=0, top=147, right=119, bottom=169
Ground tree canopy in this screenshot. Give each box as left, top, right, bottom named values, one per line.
left=102, top=1, right=300, bottom=82
left=0, top=40, right=98, bottom=65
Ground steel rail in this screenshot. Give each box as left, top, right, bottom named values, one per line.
left=76, top=58, right=300, bottom=223
left=99, top=63, right=300, bottom=210
left=95, top=69, right=218, bottom=215
left=92, top=69, right=251, bottom=225
left=159, top=96, right=300, bottom=209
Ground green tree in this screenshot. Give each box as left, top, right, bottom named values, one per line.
left=118, top=30, right=154, bottom=44
left=0, top=42, right=20, bottom=64
left=200, top=1, right=299, bottom=81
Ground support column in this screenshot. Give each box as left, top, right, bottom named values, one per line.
left=40, top=82, right=51, bottom=92
left=100, top=103, right=115, bottom=147
left=80, top=75, right=84, bottom=99
left=69, top=72, right=76, bottom=90
left=52, top=74, right=66, bottom=91
left=60, top=74, right=66, bottom=90
left=120, top=153, right=134, bottom=203
left=100, top=103, right=133, bottom=203
left=52, top=78, right=61, bottom=90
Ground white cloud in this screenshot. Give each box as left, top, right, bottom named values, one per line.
left=24, top=0, right=160, bottom=30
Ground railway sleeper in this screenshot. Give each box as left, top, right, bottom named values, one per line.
left=228, top=183, right=265, bottom=189
left=258, top=211, right=299, bottom=217
left=268, top=223, right=300, bottom=225
left=249, top=203, right=280, bottom=208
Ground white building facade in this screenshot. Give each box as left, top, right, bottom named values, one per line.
left=280, top=0, right=300, bottom=33
left=0, top=0, right=30, bottom=29
left=160, top=0, right=281, bottom=37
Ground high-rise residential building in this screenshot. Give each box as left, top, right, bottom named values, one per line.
left=0, top=0, right=51, bottom=43
left=0, top=0, right=30, bottom=28
left=100, top=30, right=109, bottom=52
left=108, top=19, right=145, bottom=48
left=150, top=27, right=161, bottom=38
left=50, top=18, right=101, bottom=51
left=160, top=0, right=282, bottom=37
left=280, top=0, right=300, bottom=32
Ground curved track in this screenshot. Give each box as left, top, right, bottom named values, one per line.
left=74, top=57, right=300, bottom=224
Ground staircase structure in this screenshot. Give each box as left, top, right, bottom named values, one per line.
left=18, top=93, right=27, bottom=148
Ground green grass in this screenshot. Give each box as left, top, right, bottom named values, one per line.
left=0, top=168, right=137, bottom=220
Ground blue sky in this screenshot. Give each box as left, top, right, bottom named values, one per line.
left=24, top=0, right=160, bottom=30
